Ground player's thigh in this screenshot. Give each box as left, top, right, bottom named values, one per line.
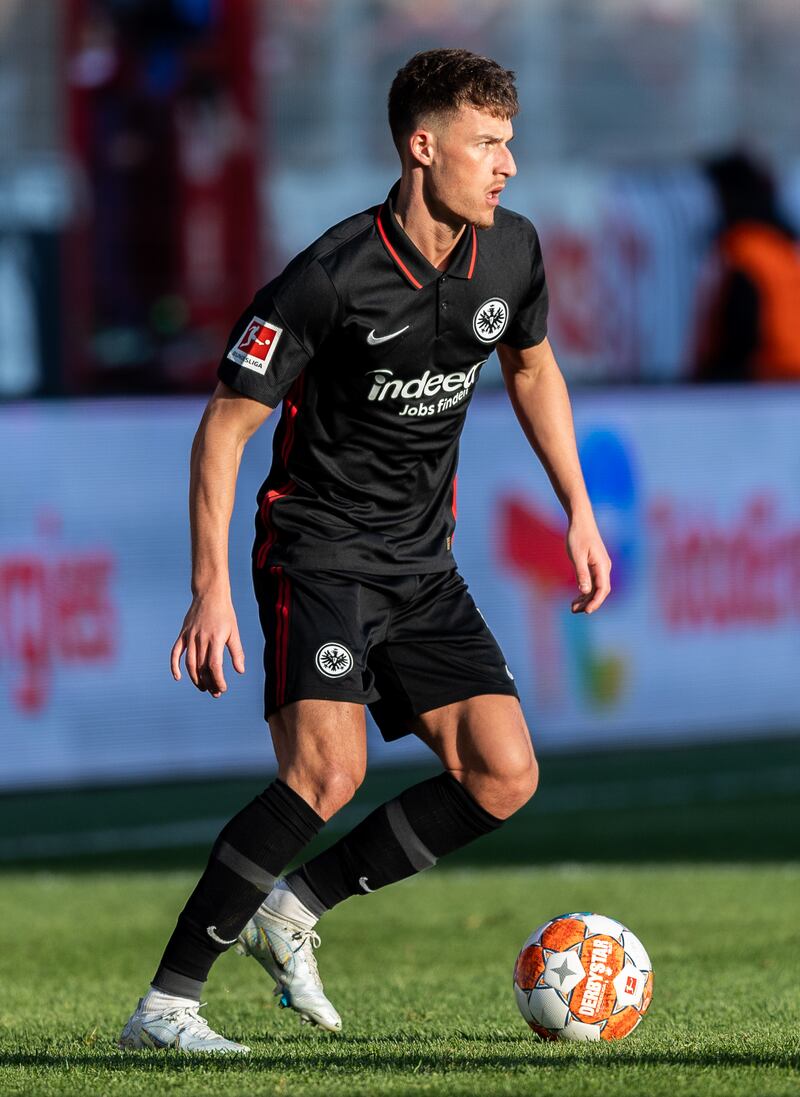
left=412, top=693, right=537, bottom=786
left=269, top=698, right=368, bottom=782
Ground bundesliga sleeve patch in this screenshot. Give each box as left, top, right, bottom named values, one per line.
left=227, top=316, right=283, bottom=375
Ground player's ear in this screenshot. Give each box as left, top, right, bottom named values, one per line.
left=408, top=127, right=435, bottom=167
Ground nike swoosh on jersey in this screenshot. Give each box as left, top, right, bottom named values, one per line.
left=366, top=326, right=409, bottom=345
left=358, top=875, right=375, bottom=893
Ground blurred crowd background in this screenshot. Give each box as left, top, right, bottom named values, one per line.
left=4, top=0, right=800, bottom=399
left=2, top=2, right=800, bottom=855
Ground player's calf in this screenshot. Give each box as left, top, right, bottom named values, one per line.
left=149, top=779, right=325, bottom=1004
left=234, top=772, right=509, bottom=1033
left=284, top=771, right=506, bottom=912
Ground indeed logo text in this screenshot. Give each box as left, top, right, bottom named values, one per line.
left=366, top=361, right=486, bottom=417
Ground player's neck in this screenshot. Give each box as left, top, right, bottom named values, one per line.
left=393, top=175, right=466, bottom=273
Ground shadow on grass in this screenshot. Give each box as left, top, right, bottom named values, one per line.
left=1, top=1036, right=797, bottom=1072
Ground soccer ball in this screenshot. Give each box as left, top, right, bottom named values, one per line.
left=513, top=912, right=653, bottom=1042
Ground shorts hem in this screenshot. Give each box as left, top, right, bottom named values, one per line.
left=265, top=687, right=378, bottom=721
left=375, top=682, right=520, bottom=742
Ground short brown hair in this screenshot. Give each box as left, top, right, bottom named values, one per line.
left=388, top=48, right=519, bottom=150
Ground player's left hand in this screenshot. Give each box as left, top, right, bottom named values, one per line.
left=566, top=515, right=612, bottom=614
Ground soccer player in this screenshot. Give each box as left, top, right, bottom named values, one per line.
left=120, top=48, right=611, bottom=1053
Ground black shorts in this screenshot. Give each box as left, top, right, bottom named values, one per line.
left=252, top=565, right=519, bottom=741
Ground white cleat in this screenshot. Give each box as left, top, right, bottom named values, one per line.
left=118, top=998, right=250, bottom=1054
left=236, top=907, right=342, bottom=1032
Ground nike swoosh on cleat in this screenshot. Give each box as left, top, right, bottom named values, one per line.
left=366, top=326, right=409, bottom=345
left=140, top=1030, right=178, bottom=1050
left=207, top=925, right=240, bottom=946
left=358, top=876, right=375, bottom=893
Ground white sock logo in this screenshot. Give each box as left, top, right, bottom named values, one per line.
left=358, top=876, right=375, bottom=893
left=207, top=925, right=239, bottom=946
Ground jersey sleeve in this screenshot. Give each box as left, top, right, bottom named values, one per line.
left=500, top=223, right=549, bottom=349
left=217, top=258, right=340, bottom=406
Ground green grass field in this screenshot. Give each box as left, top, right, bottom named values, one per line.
left=1, top=868, right=798, bottom=1096
left=1, top=739, right=799, bottom=1096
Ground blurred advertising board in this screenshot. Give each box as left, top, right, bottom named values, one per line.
left=1, top=389, right=799, bottom=790
left=63, top=0, right=263, bottom=395
left=458, top=387, right=800, bottom=750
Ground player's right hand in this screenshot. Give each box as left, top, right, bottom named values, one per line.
left=170, top=591, right=245, bottom=698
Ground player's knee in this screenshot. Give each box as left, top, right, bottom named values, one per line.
left=510, top=754, right=539, bottom=808
left=499, top=755, right=539, bottom=814
left=303, top=763, right=365, bottom=820
left=467, top=752, right=538, bottom=819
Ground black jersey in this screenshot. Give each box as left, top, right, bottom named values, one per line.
left=217, top=181, right=548, bottom=574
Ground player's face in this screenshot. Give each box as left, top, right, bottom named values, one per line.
left=426, top=106, right=517, bottom=229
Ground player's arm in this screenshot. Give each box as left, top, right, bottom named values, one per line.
left=171, top=381, right=274, bottom=696
left=497, top=338, right=611, bottom=614
left=176, top=257, right=338, bottom=695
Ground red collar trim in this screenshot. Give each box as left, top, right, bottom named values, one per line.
left=376, top=207, right=423, bottom=290
left=467, top=224, right=477, bottom=279
left=376, top=207, right=478, bottom=286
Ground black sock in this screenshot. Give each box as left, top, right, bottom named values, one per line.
left=152, top=779, right=323, bottom=998
left=286, top=773, right=503, bottom=917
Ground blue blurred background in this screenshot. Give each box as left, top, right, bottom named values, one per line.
left=1, top=0, right=798, bottom=863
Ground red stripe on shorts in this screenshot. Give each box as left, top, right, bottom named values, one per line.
left=270, top=565, right=291, bottom=707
